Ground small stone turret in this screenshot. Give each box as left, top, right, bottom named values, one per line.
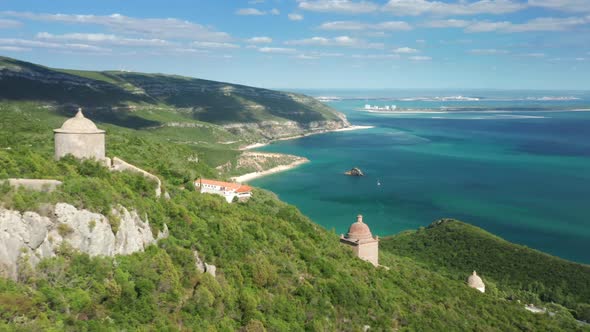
left=340, top=214, right=379, bottom=266
left=467, top=271, right=485, bottom=293
left=54, top=108, right=106, bottom=161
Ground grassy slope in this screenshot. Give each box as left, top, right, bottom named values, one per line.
left=381, top=219, right=590, bottom=321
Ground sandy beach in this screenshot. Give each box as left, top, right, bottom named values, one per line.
left=231, top=158, right=309, bottom=183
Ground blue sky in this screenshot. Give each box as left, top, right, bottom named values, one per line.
left=0, top=0, right=589, bottom=89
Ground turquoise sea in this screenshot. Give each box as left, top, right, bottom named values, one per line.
left=251, top=90, right=590, bottom=264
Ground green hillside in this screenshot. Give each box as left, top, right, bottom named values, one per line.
left=0, top=98, right=589, bottom=331
left=381, top=219, right=590, bottom=322
left=0, top=56, right=346, bottom=133
left=1, top=57, right=589, bottom=330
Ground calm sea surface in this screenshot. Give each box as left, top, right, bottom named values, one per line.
left=252, top=90, right=590, bottom=264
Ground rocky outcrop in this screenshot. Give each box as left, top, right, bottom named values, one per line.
left=0, top=203, right=168, bottom=280
left=345, top=167, right=365, bottom=176
left=193, top=250, right=216, bottom=277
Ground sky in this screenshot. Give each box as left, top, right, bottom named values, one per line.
left=0, top=0, right=589, bottom=90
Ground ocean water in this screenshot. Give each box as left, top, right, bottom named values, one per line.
left=251, top=90, right=590, bottom=264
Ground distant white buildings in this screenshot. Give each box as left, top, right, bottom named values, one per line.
left=195, top=178, right=253, bottom=203
left=363, top=104, right=397, bottom=111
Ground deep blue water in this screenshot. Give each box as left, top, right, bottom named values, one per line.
left=251, top=90, right=590, bottom=264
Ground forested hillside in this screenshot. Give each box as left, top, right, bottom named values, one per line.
left=1, top=59, right=589, bottom=330
left=0, top=94, right=588, bottom=331
left=381, top=219, right=590, bottom=323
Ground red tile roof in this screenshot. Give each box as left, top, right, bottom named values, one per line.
left=197, top=178, right=252, bottom=193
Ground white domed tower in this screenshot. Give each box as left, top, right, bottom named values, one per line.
left=54, top=108, right=106, bottom=161
left=467, top=271, right=485, bottom=293
left=340, top=214, right=379, bottom=266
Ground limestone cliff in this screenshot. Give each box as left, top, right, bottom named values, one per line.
left=0, top=203, right=169, bottom=280
left=223, top=118, right=350, bottom=141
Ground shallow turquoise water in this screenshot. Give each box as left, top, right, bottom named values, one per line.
left=251, top=95, right=590, bottom=264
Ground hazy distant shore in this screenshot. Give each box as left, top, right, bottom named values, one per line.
left=239, top=125, right=374, bottom=150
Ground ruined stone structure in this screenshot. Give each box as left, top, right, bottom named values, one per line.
left=54, top=109, right=106, bottom=162
left=467, top=271, right=486, bottom=293
left=340, top=215, right=379, bottom=266
left=2, top=179, right=62, bottom=192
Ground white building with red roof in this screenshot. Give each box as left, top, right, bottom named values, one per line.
left=195, top=178, right=253, bottom=203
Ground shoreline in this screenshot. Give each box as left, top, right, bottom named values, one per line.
left=235, top=124, right=373, bottom=181
left=231, top=158, right=309, bottom=183
left=239, top=125, right=374, bottom=150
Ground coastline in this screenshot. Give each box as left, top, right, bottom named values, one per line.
left=231, top=158, right=309, bottom=183
left=234, top=124, right=373, bottom=181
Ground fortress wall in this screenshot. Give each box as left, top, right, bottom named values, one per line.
left=3, top=179, right=62, bottom=192
left=111, top=157, right=162, bottom=197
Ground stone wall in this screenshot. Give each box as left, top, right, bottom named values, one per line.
left=54, top=132, right=105, bottom=161
left=110, top=157, right=162, bottom=197
left=357, top=241, right=379, bottom=266
left=2, top=179, right=62, bottom=192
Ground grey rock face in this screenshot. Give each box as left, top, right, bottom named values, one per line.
left=193, top=250, right=216, bottom=278
left=0, top=203, right=168, bottom=280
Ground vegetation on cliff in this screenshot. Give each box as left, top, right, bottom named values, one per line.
left=381, top=219, right=590, bottom=322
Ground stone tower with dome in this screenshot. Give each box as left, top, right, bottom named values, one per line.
left=340, top=214, right=379, bottom=266
left=467, top=271, right=486, bottom=293
left=54, top=108, right=106, bottom=162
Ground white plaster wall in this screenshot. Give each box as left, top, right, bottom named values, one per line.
left=55, top=133, right=105, bottom=160
left=358, top=241, right=379, bottom=266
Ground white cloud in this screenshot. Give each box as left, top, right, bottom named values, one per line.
left=297, top=0, right=379, bottom=13
left=352, top=53, right=401, bottom=59
left=409, top=55, right=432, bottom=60
left=517, top=52, right=546, bottom=57
left=36, top=32, right=171, bottom=47
left=466, top=16, right=589, bottom=32
left=248, top=0, right=265, bottom=4
left=236, top=8, right=267, bottom=15
left=0, top=18, right=22, bottom=28
left=383, top=0, right=525, bottom=16
left=469, top=48, right=510, bottom=54
left=246, top=36, right=273, bottom=43
left=423, top=19, right=471, bottom=28
left=416, top=39, right=426, bottom=43
left=0, top=45, right=30, bottom=51
left=270, top=8, right=281, bottom=15
left=393, top=46, right=419, bottom=53
left=319, top=20, right=412, bottom=31
left=192, top=41, right=240, bottom=49
left=1, top=11, right=231, bottom=41
left=172, top=48, right=210, bottom=54
left=0, top=38, right=110, bottom=53
left=295, top=54, right=319, bottom=59
left=258, top=47, right=297, bottom=54
left=288, top=13, right=304, bottom=21
left=285, top=36, right=384, bottom=49
left=528, top=0, right=590, bottom=13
